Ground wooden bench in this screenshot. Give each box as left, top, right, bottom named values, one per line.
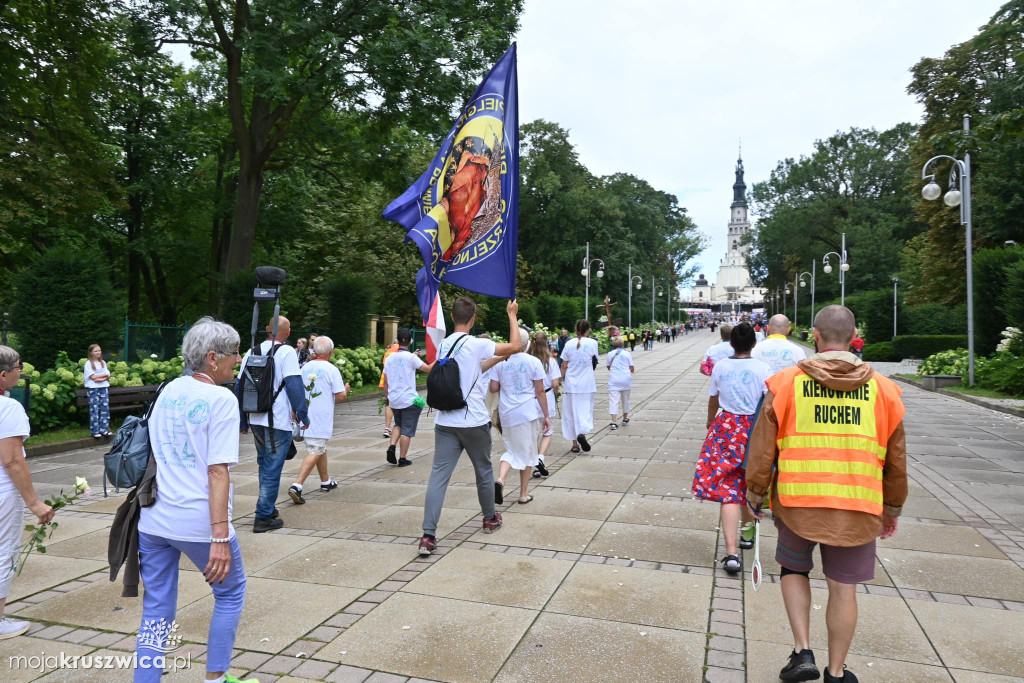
left=74, top=385, right=162, bottom=414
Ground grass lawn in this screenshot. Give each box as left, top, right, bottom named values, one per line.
left=26, top=418, right=125, bottom=446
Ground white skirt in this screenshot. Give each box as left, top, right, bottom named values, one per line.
left=561, top=392, right=595, bottom=441
left=500, top=419, right=542, bottom=470
left=543, top=391, right=556, bottom=437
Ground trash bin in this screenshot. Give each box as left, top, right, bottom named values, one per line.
left=800, top=331, right=808, bottom=341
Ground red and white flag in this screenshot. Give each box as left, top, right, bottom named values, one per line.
left=425, top=291, right=446, bottom=363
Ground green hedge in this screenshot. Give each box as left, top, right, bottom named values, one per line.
left=863, top=341, right=900, bottom=362
left=892, top=335, right=969, bottom=359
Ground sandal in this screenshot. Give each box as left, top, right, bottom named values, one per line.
left=570, top=445, right=581, bottom=453
left=720, top=554, right=742, bottom=575
left=517, top=495, right=534, bottom=505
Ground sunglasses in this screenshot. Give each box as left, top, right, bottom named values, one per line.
left=2, top=362, right=22, bottom=372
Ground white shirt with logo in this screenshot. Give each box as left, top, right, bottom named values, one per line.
left=703, top=340, right=735, bottom=365
left=140, top=377, right=240, bottom=542
left=83, top=360, right=111, bottom=389
left=492, top=353, right=546, bottom=427
left=606, top=349, right=634, bottom=391
left=301, top=359, right=346, bottom=440
left=241, top=340, right=301, bottom=430
left=435, top=334, right=497, bottom=428
left=561, top=337, right=599, bottom=393
left=709, top=357, right=771, bottom=416
left=752, top=335, right=805, bottom=376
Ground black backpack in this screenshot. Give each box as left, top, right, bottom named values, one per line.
left=239, top=342, right=287, bottom=416
left=426, top=334, right=471, bottom=411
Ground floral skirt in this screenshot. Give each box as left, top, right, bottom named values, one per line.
left=691, top=411, right=753, bottom=505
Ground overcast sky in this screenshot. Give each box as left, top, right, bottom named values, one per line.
left=513, top=0, right=1004, bottom=296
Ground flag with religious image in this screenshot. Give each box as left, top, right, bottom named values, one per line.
left=383, top=43, right=519, bottom=322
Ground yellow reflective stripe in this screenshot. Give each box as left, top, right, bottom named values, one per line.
left=777, top=482, right=883, bottom=505
left=778, top=434, right=886, bottom=458
left=778, top=459, right=883, bottom=480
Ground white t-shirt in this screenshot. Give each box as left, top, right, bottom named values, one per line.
left=543, top=357, right=560, bottom=391
left=492, top=353, right=546, bottom=427
left=561, top=337, right=599, bottom=393
left=241, top=340, right=301, bottom=430
left=709, top=357, right=771, bottom=416
left=434, top=333, right=496, bottom=428
left=384, top=349, right=423, bottom=410
left=83, top=360, right=110, bottom=389
left=301, top=359, right=346, bottom=440
left=0, top=396, right=30, bottom=493
left=703, top=340, right=734, bottom=365
left=752, top=335, right=805, bottom=376
left=754, top=330, right=766, bottom=343
left=606, top=349, right=634, bottom=391
left=140, top=377, right=240, bottom=543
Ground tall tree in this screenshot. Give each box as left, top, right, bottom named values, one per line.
left=149, top=0, right=522, bottom=278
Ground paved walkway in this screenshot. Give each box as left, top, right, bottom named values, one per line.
left=3, top=332, right=1024, bottom=682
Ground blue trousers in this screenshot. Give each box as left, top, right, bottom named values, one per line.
left=251, top=425, right=293, bottom=518
left=87, top=387, right=110, bottom=434
left=135, top=532, right=246, bottom=681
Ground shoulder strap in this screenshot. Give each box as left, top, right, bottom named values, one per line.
left=446, top=333, right=470, bottom=359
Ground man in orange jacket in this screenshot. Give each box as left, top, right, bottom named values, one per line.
left=746, top=305, right=907, bottom=683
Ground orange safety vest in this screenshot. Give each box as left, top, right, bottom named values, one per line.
left=767, top=366, right=905, bottom=516
left=378, top=343, right=399, bottom=388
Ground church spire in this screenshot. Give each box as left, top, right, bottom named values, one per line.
left=731, top=145, right=746, bottom=208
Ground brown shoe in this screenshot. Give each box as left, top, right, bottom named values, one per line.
left=418, top=535, right=437, bottom=555
left=482, top=512, right=503, bottom=534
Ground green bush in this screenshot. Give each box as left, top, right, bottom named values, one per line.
left=901, top=303, right=967, bottom=337
left=918, top=348, right=970, bottom=378
left=863, top=342, right=900, bottom=362
left=892, top=335, right=969, bottom=359
left=325, top=274, right=377, bottom=349
left=973, top=245, right=1024, bottom=354
left=12, top=248, right=123, bottom=369
left=976, top=352, right=1024, bottom=396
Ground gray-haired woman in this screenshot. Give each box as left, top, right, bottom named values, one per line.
left=0, top=346, right=53, bottom=640
left=135, top=317, right=251, bottom=683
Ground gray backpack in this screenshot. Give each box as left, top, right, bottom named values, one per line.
left=103, top=382, right=167, bottom=496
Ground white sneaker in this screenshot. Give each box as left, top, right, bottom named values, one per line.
left=0, top=618, right=30, bottom=640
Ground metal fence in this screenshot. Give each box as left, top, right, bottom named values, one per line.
left=121, top=321, right=189, bottom=362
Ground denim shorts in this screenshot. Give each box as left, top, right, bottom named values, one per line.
left=392, top=405, right=423, bottom=438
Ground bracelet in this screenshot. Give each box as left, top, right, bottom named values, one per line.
left=210, top=520, right=228, bottom=526
left=210, top=536, right=231, bottom=543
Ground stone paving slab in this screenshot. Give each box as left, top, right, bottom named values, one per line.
left=8, top=331, right=1024, bottom=681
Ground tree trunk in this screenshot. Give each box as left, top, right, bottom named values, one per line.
left=225, top=158, right=261, bottom=276
left=126, top=125, right=143, bottom=321
left=208, top=140, right=236, bottom=311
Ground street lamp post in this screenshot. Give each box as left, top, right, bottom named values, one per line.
left=581, top=241, right=605, bottom=321
left=823, top=232, right=851, bottom=306
left=892, top=277, right=899, bottom=339
left=652, top=276, right=664, bottom=327
left=628, top=264, right=643, bottom=329
left=920, top=114, right=974, bottom=384
left=797, top=270, right=812, bottom=332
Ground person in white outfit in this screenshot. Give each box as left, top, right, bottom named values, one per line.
left=606, top=336, right=634, bottom=429
left=490, top=329, right=551, bottom=505
left=560, top=319, right=599, bottom=453
left=751, top=314, right=804, bottom=376
left=528, top=330, right=559, bottom=478
left=0, top=346, right=54, bottom=640
left=701, top=323, right=735, bottom=375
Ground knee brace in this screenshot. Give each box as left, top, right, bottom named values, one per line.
left=780, top=566, right=810, bottom=579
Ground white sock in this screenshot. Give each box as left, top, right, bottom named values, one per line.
left=206, top=676, right=225, bottom=683
left=292, top=483, right=302, bottom=491
left=321, top=479, right=334, bottom=486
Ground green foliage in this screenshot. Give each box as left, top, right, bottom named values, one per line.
left=219, top=270, right=259, bottom=349
left=325, top=275, right=377, bottom=350
left=900, top=304, right=967, bottom=337
left=893, top=335, right=970, bottom=360
left=976, top=352, right=1024, bottom=396
left=971, top=245, right=1024, bottom=353
left=862, top=342, right=900, bottom=362
left=917, top=348, right=971, bottom=377
left=12, top=248, right=123, bottom=369
left=329, top=346, right=386, bottom=389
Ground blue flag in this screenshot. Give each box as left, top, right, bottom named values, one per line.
left=383, top=43, right=519, bottom=321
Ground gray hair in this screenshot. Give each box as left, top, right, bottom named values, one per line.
left=313, top=335, right=335, bottom=356
left=719, top=323, right=734, bottom=341
left=517, top=328, right=530, bottom=352
left=0, top=345, right=19, bottom=373
left=182, top=317, right=240, bottom=372
left=612, top=335, right=624, bottom=348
